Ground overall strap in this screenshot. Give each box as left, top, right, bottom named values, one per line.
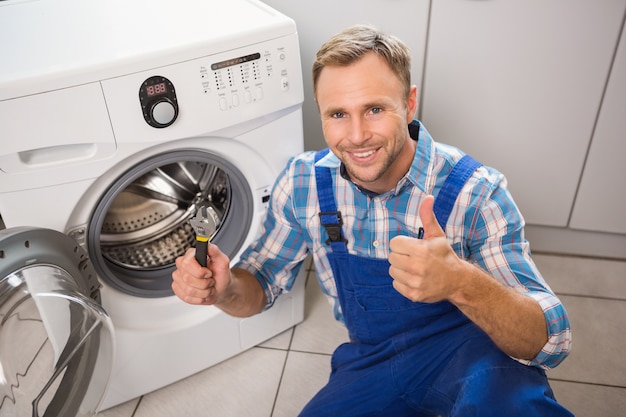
left=433, top=154, right=482, bottom=230
left=315, top=149, right=348, bottom=253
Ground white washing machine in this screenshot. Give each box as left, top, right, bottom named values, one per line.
left=0, top=0, right=305, bottom=415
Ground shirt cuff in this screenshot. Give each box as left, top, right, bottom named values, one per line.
left=521, top=291, right=572, bottom=369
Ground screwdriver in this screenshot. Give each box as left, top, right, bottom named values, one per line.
left=188, top=206, right=220, bottom=267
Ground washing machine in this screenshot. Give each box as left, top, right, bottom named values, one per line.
left=0, top=0, right=306, bottom=415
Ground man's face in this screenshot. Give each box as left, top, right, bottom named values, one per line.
left=316, top=52, right=417, bottom=194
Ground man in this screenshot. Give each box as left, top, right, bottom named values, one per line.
left=172, top=25, right=573, bottom=416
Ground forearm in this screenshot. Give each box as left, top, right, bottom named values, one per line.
left=215, top=268, right=267, bottom=318
left=449, top=261, right=548, bottom=361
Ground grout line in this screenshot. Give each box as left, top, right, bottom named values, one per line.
left=285, top=349, right=333, bottom=358
left=555, top=292, right=626, bottom=303
left=533, top=250, right=626, bottom=263
left=270, top=350, right=291, bottom=417
left=287, top=323, right=296, bottom=350
left=257, top=345, right=290, bottom=353
left=130, top=396, right=143, bottom=416
left=548, top=378, right=626, bottom=390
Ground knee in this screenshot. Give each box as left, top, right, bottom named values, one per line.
left=450, top=367, right=572, bottom=417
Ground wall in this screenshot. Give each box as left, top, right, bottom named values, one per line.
left=263, top=0, right=626, bottom=260
left=261, top=0, right=430, bottom=152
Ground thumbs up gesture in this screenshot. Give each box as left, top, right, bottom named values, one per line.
left=389, top=195, right=462, bottom=303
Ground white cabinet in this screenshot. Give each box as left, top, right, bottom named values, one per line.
left=420, top=0, right=626, bottom=227
left=261, top=0, right=431, bottom=151
left=570, top=24, right=626, bottom=234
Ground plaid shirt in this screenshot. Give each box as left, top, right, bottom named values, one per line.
left=236, top=120, right=571, bottom=369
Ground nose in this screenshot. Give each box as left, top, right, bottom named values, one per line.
left=347, top=116, right=371, bottom=145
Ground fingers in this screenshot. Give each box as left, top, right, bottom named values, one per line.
left=172, top=248, right=216, bottom=305
left=389, top=234, right=416, bottom=256
left=389, top=236, right=424, bottom=279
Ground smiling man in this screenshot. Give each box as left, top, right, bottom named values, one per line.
left=172, top=25, right=573, bottom=416
left=316, top=51, right=416, bottom=194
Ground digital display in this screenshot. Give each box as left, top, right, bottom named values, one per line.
left=146, top=82, right=167, bottom=97
left=211, top=53, right=261, bottom=71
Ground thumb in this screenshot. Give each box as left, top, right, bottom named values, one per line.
left=207, top=243, right=231, bottom=272
left=419, top=195, right=445, bottom=239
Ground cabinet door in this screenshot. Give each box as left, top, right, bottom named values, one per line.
left=570, top=24, right=626, bottom=234
left=261, top=0, right=431, bottom=151
left=421, top=0, right=626, bottom=226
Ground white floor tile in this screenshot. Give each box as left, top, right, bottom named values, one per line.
left=291, top=274, right=349, bottom=355
left=547, top=295, right=626, bottom=387
left=97, top=253, right=626, bottom=417
left=132, top=347, right=287, bottom=417
left=259, top=328, right=294, bottom=350
left=96, top=398, right=139, bottom=417
left=272, top=351, right=331, bottom=417
left=533, top=254, right=626, bottom=299
left=550, top=380, right=626, bottom=417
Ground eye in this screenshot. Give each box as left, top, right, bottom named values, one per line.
left=331, top=112, right=345, bottom=119
left=370, top=107, right=383, bottom=115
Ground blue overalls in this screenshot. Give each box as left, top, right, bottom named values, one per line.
left=299, top=150, right=573, bottom=417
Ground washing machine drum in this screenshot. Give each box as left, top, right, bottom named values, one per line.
left=0, top=227, right=114, bottom=417
left=83, top=149, right=254, bottom=298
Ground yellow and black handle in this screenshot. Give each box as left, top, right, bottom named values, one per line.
left=194, top=235, right=209, bottom=267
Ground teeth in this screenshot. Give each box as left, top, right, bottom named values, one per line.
left=352, top=150, right=375, bottom=158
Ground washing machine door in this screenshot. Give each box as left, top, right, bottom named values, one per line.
left=0, top=227, right=114, bottom=417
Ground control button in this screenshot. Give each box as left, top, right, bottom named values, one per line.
left=151, top=99, right=177, bottom=126
left=256, top=87, right=264, bottom=100
left=219, top=97, right=228, bottom=110
left=245, top=90, right=252, bottom=103
left=279, top=52, right=286, bottom=61
left=281, top=77, right=290, bottom=91
left=232, top=94, right=240, bottom=107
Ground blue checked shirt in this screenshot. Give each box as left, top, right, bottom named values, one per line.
left=235, top=120, right=571, bottom=369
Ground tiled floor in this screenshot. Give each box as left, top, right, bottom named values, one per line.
left=97, top=254, right=626, bottom=417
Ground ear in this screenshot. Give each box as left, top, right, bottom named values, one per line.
left=406, top=85, right=418, bottom=123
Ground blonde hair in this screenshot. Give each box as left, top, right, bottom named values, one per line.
left=312, top=25, right=412, bottom=99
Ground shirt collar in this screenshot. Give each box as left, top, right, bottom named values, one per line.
left=406, top=119, right=436, bottom=194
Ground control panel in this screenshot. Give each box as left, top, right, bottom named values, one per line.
left=105, top=33, right=303, bottom=140
left=199, top=48, right=291, bottom=112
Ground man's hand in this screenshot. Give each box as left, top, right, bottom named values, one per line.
left=389, top=195, right=548, bottom=360
left=172, top=243, right=267, bottom=318
left=172, top=243, right=233, bottom=306
left=388, top=195, right=462, bottom=303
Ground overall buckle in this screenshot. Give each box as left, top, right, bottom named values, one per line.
left=319, top=211, right=347, bottom=244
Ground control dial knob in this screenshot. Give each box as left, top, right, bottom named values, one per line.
left=149, top=98, right=177, bottom=127
left=139, top=76, right=179, bottom=128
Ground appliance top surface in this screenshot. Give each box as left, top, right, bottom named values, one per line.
left=0, top=0, right=295, bottom=99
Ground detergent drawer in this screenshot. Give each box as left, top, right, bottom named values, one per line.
left=0, top=83, right=116, bottom=177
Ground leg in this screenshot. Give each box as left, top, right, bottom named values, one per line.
left=298, top=343, right=422, bottom=417
left=450, top=366, right=572, bottom=417
left=417, top=336, right=573, bottom=417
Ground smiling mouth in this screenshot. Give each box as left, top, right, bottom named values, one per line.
left=348, top=149, right=378, bottom=160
